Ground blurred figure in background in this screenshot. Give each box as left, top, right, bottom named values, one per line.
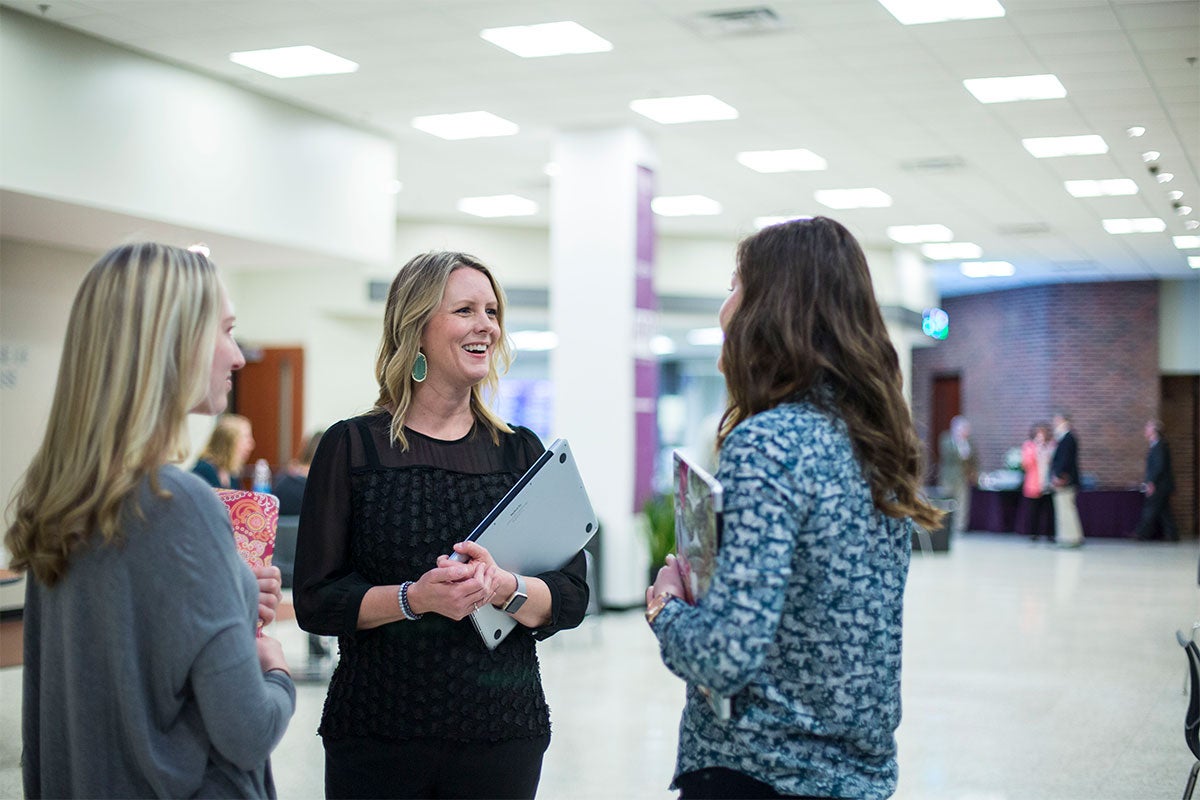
left=1021, top=422, right=1056, bottom=542
left=273, top=429, right=324, bottom=516
left=194, top=413, right=255, bottom=490
left=939, top=415, right=979, bottom=535
left=1134, top=419, right=1178, bottom=541
left=1050, top=412, right=1084, bottom=548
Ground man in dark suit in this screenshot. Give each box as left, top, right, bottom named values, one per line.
left=1134, top=419, right=1179, bottom=541
left=1050, top=412, right=1084, bottom=547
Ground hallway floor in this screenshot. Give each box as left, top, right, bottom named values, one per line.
left=1, top=533, right=1195, bottom=799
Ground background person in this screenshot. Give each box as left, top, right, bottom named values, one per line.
left=273, top=428, right=324, bottom=515
left=1021, top=422, right=1056, bottom=542
left=5, top=242, right=294, bottom=799
left=645, top=217, right=943, bottom=800
left=1050, top=412, right=1084, bottom=547
left=194, top=412, right=256, bottom=489
left=939, top=415, right=979, bottom=535
left=294, top=251, right=588, bottom=800
left=1134, top=418, right=1178, bottom=541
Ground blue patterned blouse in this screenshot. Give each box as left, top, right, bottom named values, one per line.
left=651, top=399, right=912, bottom=799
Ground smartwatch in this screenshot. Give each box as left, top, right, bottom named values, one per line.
left=501, top=573, right=528, bottom=615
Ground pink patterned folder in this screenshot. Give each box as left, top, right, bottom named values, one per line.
left=214, top=489, right=279, bottom=634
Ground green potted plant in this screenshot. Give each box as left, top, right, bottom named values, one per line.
left=642, top=492, right=675, bottom=583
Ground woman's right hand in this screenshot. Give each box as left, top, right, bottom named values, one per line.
left=407, top=560, right=497, bottom=621
left=256, top=634, right=290, bottom=675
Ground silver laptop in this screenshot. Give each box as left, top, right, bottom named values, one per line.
left=452, top=438, right=597, bottom=649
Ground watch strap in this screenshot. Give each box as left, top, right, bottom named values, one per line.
left=502, top=573, right=528, bottom=614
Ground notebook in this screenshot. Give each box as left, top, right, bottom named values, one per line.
left=672, top=449, right=733, bottom=721
left=452, top=438, right=598, bottom=649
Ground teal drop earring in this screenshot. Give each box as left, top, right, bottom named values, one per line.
left=412, top=351, right=428, bottom=383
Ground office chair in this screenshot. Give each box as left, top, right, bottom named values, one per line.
left=1176, top=629, right=1200, bottom=799
left=275, top=515, right=334, bottom=682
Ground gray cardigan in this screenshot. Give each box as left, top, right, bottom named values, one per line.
left=21, top=465, right=295, bottom=798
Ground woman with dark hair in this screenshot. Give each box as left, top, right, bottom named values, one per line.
left=294, top=251, right=589, bottom=799
left=646, top=217, right=942, bottom=800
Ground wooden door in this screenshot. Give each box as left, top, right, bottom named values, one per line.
left=930, top=374, right=961, bottom=484
left=231, top=346, right=304, bottom=471
left=1161, top=374, right=1199, bottom=537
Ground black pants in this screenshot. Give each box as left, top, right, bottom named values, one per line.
left=1134, top=490, right=1178, bottom=540
left=676, top=767, right=834, bottom=800
left=323, top=734, right=550, bottom=799
left=1025, top=493, right=1054, bottom=540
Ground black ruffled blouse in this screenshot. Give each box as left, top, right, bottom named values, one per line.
left=294, top=410, right=589, bottom=743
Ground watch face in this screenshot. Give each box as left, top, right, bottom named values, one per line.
left=504, top=592, right=528, bottom=614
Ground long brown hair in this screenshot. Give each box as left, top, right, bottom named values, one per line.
left=718, top=217, right=942, bottom=530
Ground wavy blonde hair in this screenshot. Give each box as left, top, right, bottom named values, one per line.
left=5, top=243, right=221, bottom=585
left=199, top=413, right=252, bottom=474
left=375, top=251, right=513, bottom=450
left=718, top=217, right=943, bottom=531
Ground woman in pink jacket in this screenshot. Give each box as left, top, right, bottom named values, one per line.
left=1021, top=423, right=1055, bottom=542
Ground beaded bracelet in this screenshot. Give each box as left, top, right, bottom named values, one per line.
left=398, top=581, right=423, bottom=621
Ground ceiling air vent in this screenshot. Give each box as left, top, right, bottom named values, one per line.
left=690, top=7, right=786, bottom=36
left=900, top=156, right=967, bottom=173
left=997, top=222, right=1052, bottom=236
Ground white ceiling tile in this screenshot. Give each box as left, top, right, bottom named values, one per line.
left=2, top=0, right=1195, bottom=292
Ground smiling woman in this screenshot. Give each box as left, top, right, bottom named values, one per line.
left=293, top=250, right=590, bottom=800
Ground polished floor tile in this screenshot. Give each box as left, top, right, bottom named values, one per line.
left=1, top=533, right=1196, bottom=799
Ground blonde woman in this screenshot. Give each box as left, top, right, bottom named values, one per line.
left=295, top=251, right=588, bottom=799
left=194, top=412, right=256, bottom=489
left=5, top=243, right=295, bottom=798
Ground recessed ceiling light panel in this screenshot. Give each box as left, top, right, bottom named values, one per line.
left=411, top=111, right=519, bottom=140
left=1188, top=256, right=1200, bottom=269
left=813, top=188, right=892, bottom=209
left=630, top=95, right=738, bottom=124
left=877, top=0, right=1005, bottom=25
left=921, top=242, right=983, bottom=260
left=651, top=195, right=723, bottom=216
left=480, top=21, right=612, bottom=58
left=960, top=261, right=1015, bottom=278
left=1063, top=179, right=1138, bottom=198
left=1022, top=135, right=1108, bottom=158
left=736, top=149, right=827, bottom=172
left=457, top=194, right=538, bottom=217
left=229, top=45, right=359, bottom=78
left=963, top=74, right=1066, bottom=103
left=887, top=224, right=954, bottom=243
left=1173, top=235, right=1200, bottom=249
left=1103, top=218, right=1166, bottom=234
left=754, top=215, right=813, bottom=229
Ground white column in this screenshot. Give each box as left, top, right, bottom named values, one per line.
left=550, top=128, right=657, bottom=607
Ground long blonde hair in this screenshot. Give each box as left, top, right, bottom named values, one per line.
left=5, top=243, right=221, bottom=585
left=375, top=251, right=513, bottom=450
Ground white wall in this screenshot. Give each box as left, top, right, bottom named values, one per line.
left=1161, top=279, right=1200, bottom=374
left=0, top=7, right=396, bottom=267
left=0, top=239, right=93, bottom=522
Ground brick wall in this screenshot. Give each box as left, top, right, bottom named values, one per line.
left=912, top=281, right=1161, bottom=489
